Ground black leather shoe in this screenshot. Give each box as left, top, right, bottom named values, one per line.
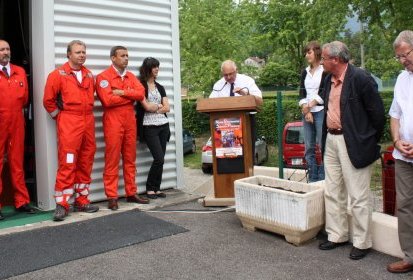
left=349, top=246, right=370, bottom=260
left=0, top=210, right=4, bottom=220
left=146, top=193, right=158, bottom=199
left=16, top=204, right=36, bottom=214
left=319, top=241, right=348, bottom=250
left=156, top=192, right=166, bottom=198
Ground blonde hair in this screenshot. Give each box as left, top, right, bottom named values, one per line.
left=66, top=40, right=86, bottom=58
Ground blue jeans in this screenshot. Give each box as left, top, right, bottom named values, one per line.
left=303, top=110, right=325, bottom=182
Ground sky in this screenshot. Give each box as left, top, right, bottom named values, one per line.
left=345, top=14, right=361, bottom=33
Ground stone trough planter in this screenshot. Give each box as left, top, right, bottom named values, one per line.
left=234, top=175, right=325, bottom=246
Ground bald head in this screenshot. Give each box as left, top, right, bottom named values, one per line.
left=221, top=60, right=237, bottom=72
left=0, top=40, right=11, bottom=66
left=221, top=60, right=238, bottom=83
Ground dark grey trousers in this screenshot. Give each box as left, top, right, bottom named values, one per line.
left=395, top=159, right=413, bottom=263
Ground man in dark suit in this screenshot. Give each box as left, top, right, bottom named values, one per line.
left=318, top=41, right=385, bottom=260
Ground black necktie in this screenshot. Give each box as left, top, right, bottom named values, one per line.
left=2, top=66, right=9, bottom=79
left=229, top=83, right=234, bottom=96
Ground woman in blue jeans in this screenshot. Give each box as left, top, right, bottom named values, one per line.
left=136, top=57, right=170, bottom=199
left=299, top=41, right=327, bottom=182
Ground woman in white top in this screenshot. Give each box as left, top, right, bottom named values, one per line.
left=136, top=57, right=170, bottom=199
left=298, top=41, right=326, bottom=182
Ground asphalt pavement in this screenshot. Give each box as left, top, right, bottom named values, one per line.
left=3, top=168, right=412, bottom=280
left=7, top=200, right=411, bottom=280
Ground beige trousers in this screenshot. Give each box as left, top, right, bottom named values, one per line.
left=324, top=133, right=373, bottom=249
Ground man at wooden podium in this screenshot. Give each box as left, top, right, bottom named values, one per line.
left=210, top=60, right=263, bottom=157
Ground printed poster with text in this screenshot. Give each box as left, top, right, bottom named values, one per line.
left=214, top=117, right=243, bottom=158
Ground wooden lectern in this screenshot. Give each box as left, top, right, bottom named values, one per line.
left=197, top=95, right=260, bottom=201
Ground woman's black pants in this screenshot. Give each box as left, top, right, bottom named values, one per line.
left=143, top=124, right=169, bottom=192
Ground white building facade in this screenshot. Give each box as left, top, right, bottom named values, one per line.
left=30, top=0, right=183, bottom=210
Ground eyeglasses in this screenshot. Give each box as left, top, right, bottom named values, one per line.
left=321, top=56, right=334, bottom=61
left=394, top=48, right=413, bottom=61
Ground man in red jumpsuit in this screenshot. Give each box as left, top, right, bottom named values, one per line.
left=0, top=39, right=35, bottom=220
left=96, top=46, right=151, bottom=210
left=43, top=40, right=99, bottom=221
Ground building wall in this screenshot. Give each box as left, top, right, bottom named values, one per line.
left=31, top=0, right=183, bottom=210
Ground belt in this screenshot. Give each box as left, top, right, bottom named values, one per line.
left=327, top=128, right=343, bottom=135
left=61, top=110, right=93, bottom=116
left=144, top=123, right=169, bottom=128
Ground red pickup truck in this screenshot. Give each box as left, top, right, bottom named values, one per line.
left=282, top=121, right=322, bottom=169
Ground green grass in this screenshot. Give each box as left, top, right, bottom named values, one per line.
left=183, top=134, right=209, bottom=169
left=184, top=138, right=392, bottom=172
left=183, top=149, right=202, bottom=169
left=262, top=90, right=298, bottom=97
left=183, top=137, right=280, bottom=170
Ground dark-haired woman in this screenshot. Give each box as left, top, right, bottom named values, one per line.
left=136, top=57, right=170, bottom=199
left=299, top=41, right=327, bottom=182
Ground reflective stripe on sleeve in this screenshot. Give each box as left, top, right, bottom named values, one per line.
left=50, top=109, right=60, bottom=118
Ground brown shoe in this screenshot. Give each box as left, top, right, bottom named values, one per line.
left=126, top=195, right=149, bottom=204
left=387, top=260, right=413, bottom=273
left=108, top=199, right=119, bottom=211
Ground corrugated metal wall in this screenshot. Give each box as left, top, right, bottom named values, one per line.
left=53, top=0, right=180, bottom=201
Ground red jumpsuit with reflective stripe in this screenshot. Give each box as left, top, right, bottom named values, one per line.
left=96, top=66, right=144, bottom=199
left=0, top=64, right=31, bottom=208
left=43, top=62, right=96, bottom=210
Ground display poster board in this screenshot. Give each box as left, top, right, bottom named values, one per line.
left=214, top=117, right=244, bottom=173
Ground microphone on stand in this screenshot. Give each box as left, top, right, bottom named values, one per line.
left=212, top=81, right=228, bottom=92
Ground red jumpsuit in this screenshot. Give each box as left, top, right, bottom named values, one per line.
left=43, top=62, right=96, bottom=210
left=96, top=66, right=144, bottom=199
left=0, top=64, right=31, bottom=208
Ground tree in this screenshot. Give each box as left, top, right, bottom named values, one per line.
left=179, top=0, right=410, bottom=94
left=257, top=62, right=300, bottom=88
left=351, top=0, right=413, bottom=45
left=179, top=0, right=250, bottom=93
left=242, top=0, right=349, bottom=73
left=344, top=2, right=409, bottom=79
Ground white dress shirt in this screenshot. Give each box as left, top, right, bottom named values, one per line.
left=209, top=73, right=262, bottom=98
left=2, top=63, right=11, bottom=77
left=298, top=65, right=324, bottom=112
left=389, top=70, right=413, bottom=163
